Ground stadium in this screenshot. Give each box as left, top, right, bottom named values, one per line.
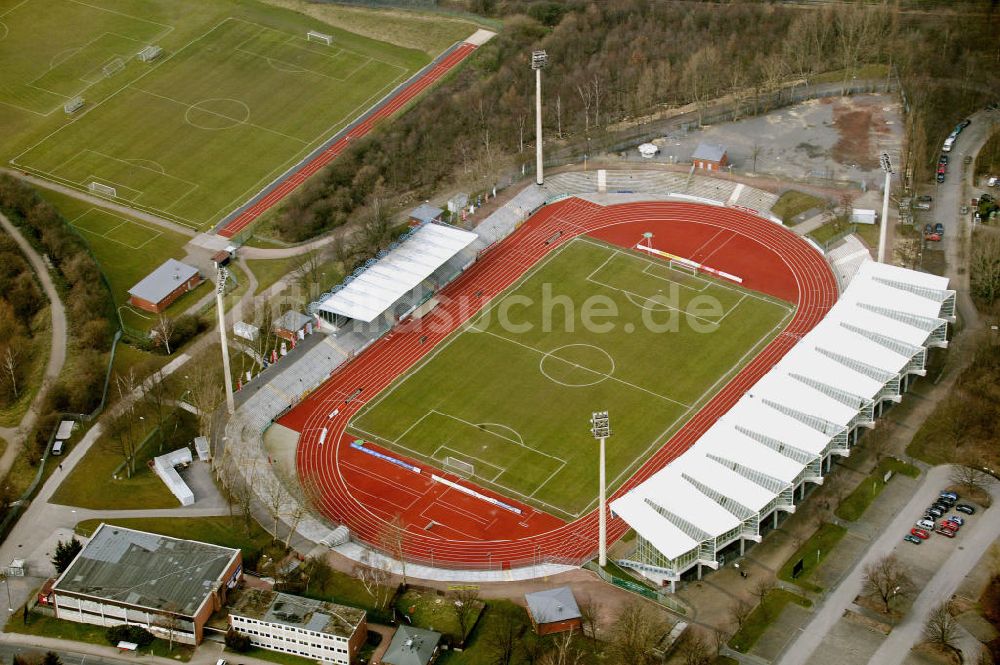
left=230, top=170, right=955, bottom=588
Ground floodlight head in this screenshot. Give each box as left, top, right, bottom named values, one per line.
left=880, top=153, right=893, bottom=174
left=531, top=50, right=548, bottom=70
left=216, top=266, right=229, bottom=294
left=590, top=410, right=611, bottom=439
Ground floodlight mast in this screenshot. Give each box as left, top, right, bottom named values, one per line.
left=532, top=50, right=548, bottom=186
left=216, top=266, right=235, bottom=415
left=878, top=153, right=893, bottom=264
left=590, top=410, right=611, bottom=567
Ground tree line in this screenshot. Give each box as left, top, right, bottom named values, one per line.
left=0, top=175, right=117, bottom=460
left=0, top=232, right=45, bottom=408
left=267, top=0, right=999, bottom=243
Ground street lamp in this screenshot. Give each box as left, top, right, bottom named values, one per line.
left=216, top=266, right=235, bottom=415
left=531, top=50, right=548, bottom=186
left=878, top=153, right=893, bottom=263
left=590, top=411, right=612, bottom=567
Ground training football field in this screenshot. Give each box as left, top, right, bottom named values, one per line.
left=350, top=237, right=794, bottom=520
left=3, top=0, right=428, bottom=230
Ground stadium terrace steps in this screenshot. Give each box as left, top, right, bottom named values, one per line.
left=735, top=187, right=780, bottom=216
left=825, top=234, right=873, bottom=291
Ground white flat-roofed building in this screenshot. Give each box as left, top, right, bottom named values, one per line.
left=228, top=589, right=366, bottom=665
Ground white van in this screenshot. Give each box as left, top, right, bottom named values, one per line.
left=52, top=441, right=64, bottom=456
left=943, top=136, right=956, bottom=152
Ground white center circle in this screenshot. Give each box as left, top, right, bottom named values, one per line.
left=538, top=343, right=615, bottom=388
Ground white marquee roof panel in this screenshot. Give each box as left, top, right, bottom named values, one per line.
left=318, top=223, right=477, bottom=322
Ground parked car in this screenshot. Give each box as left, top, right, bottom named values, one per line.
left=937, top=172, right=946, bottom=183
left=911, top=528, right=931, bottom=539
left=926, top=507, right=944, bottom=519
left=917, top=518, right=936, bottom=530
left=931, top=502, right=950, bottom=512
left=936, top=527, right=957, bottom=538
left=942, top=520, right=962, bottom=531
left=955, top=504, right=976, bottom=515
left=940, top=491, right=959, bottom=501
left=915, top=201, right=931, bottom=210
left=948, top=515, right=965, bottom=526
left=959, top=118, right=972, bottom=130
left=989, top=176, right=998, bottom=187
left=917, top=195, right=933, bottom=202
left=935, top=223, right=945, bottom=236
left=939, top=155, right=949, bottom=166
left=904, top=534, right=923, bottom=544
left=937, top=164, right=947, bottom=175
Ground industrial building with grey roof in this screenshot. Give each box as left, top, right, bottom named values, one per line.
left=52, top=523, right=242, bottom=644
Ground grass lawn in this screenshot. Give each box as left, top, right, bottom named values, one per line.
left=807, top=221, right=855, bottom=248
left=350, top=237, right=792, bottom=518
left=854, top=222, right=881, bottom=248
left=395, top=588, right=483, bottom=644
left=51, top=410, right=200, bottom=509
left=777, top=522, right=848, bottom=593
left=772, top=190, right=826, bottom=225
left=75, top=515, right=273, bottom=559
left=6, top=609, right=193, bottom=661
left=836, top=457, right=920, bottom=522
left=267, top=0, right=484, bottom=56
left=34, top=187, right=192, bottom=331
left=247, top=257, right=297, bottom=295
left=6, top=0, right=429, bottom=231
left=437, top=600, right=533, bottom=665
left=225, top=646, right=313, bottom=665
left=729, top=588, right=811, bottom=653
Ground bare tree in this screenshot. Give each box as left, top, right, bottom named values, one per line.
left=751, top=579, right=776, bottom=615
left=729, top=598, right=753, bottom=633
left=539, top=630, right=583, bottom=665
left=1, top=345, right=20, bottom=398
left=970, top=232, right=1000, bottom=307
left=379, top=514, right=408, bottom=586
left=154, top=604, right=183, bottom=651
left=923, top=601, right=963, bottom=663
left=353, top=552, right=393, bottom=611
left=450, top=587, right=481, bottom=645
left=577, top=594, right=601, bottom=647
left=750, top=144, right=763, bottom=174
left=260, top=473, right=290, bottom=539
left=218, top=439, right=257, bottom=533
left=483, top=602, right=522, bottom=665
left=141, top=365, right=172, bottom=453
left=576, top=83, right=592, bottom=134
left=187, top=358, right=222, bottom=439
left=862, top=554, right=912, bottom=614
left=292, top=248, right=328, bottom=302
left=608, top=601, right=667, bottom=665
left=555, top=94, right=563, bottom=139
left=950, top=464, right=993, bottom=506
left=303, top=555, right=334, bottom=595
left=678, top=630, right=713, bottom=665
left=152, top=314, right=175, bottom=355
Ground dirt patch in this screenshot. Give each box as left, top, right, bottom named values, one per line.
left=831, top=102, right=879, bottom=170
left=843, top=608, right=892, bottom=635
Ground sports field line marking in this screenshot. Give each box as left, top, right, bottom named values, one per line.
left=433, top=410, right=566, bottom=464
left=431, top=445, right=505, bottom=482
left=472, top=326, right=694, bottom=408
left=574, top=235, right=794, bottom=309
left=585, top=271, right=724, bottom=326
left=418, top=498, right=491, bottom=530
left=640, top=262, right=711, bottom=293
left=67, top=0, right=174, bottom=35
left=70, top=206, right=164, bottom=251
left=82, top=171, right=142, bottom=201
left=0, top=0, right=30, bottom=19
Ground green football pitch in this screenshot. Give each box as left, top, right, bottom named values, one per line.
left=3, top=0, right=431, bottom=230
left=350, top=237, right=794, bottom=520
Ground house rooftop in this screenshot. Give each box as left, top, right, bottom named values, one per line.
left=691, top=142, right=727, bottom=162
left=128, top=259, right=200, bottom=304
left=275, top=310, right=312, bottom=332
left=524, top=587, right=581, bottom=624
left=382, top=625, right=441, bottom=665
left=53, top=523, right=239, bottom=616
left=409, top=203, right=444, bottom=224
left=230, top=589, right=365, bottom=638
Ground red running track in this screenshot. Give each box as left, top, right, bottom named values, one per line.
left=283, top=199, right=839, bottom=569
left=217, top=42, right=477, bottom=239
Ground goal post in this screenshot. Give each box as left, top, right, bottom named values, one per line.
left=88, top=182, right=117, bottom=198
left=102, top=57, right=125, bottom=77
left=64, top=96, right=84, bottom=114
left=306, top=30, right=333, bottom=45
left=444, top=456, right=474, bottom=477
left=668, top=259, right=698, bottom=277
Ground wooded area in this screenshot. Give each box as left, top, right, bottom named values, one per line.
left=269, top=1, right=1000, bottom=242
left=0, top=231, right=45, bottom=409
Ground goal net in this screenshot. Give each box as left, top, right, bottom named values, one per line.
left=306, top=30, right=333, bottom=45
left=88, top=182, right=117, bottom=198
left=669, top=259, right=698, bottom=276
left=137, top=45, right=162, bottom=62
left=102, top=57, right=125, bottom=77
left=444, top=456, right=474, bottom=477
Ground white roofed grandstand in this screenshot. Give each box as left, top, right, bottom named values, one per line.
left=612, top=259, right=955, bottom=590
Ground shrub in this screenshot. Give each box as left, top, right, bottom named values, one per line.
left=105, top=624, right=154, bottom=647
left=225, top=629, right=252, bottom=653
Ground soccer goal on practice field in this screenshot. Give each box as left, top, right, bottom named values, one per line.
left=88, top=182, right=117, bottom=198
left=306, top=30, right=333, bottom=45
left=137, top=45, right=162, bottom=62
left=444, top=456, right=474, bottom=477
left=669, top=259, right=699, bottom=276
left=102, top=57, right=125, bottom=77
